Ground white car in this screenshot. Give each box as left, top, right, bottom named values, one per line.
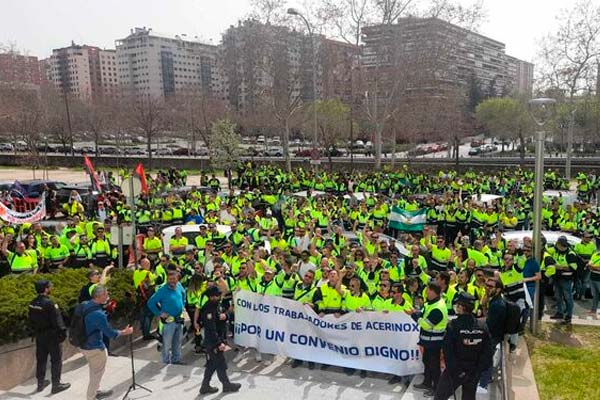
left=162, top=224, right=232, bottom=254
left=543, top=190, right=578, bottom=208
left=291, top=190, right=326, bottom=198
left=471, top=194, right=504, bottom=206
left=499, top=230, right=581, bottom=247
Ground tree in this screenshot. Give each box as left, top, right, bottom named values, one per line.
left=467, top=73, right=485, bottom=112
left=128, top=96, right=165, bottom=170
left=209, top=118, right=241, bottom=187
left=171, top=89, right=227, bottom=153
left=74, top=98, right=111, bottom=157
left=537, top=0, right=600, bottom=98
left=311, top=99, right=351, bottom=168
left=0, top=83, right=44, bottom=174
left=475, top=97, right=533, bottom=165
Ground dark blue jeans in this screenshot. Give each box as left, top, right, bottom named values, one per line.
left=140, top=305, right=154, bottom=337
left=554, top=279, right=574, bottom=318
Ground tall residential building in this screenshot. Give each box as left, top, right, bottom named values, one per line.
left=321, top=39, right=359, bottom=103
left=99, top=49, right=119, bottom=96
left=511, top=57, right=534, bottom=95
left=361, top=17, right=533, bottom=96
left=115, top=27, right=220, bottom=98
left=47, top=42, right=118, bottom=100
left=0, top=52, right=44, bottom=89
left=219, top=19, right=321, bottom=114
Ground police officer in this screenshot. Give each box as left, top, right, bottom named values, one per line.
left=28, top=280, right=71, bottom=394
left=409, top=282, right=448, bottom=397
left=434, top=292, right=493, bottom=400
left=198, top=286, right=241, bottom=394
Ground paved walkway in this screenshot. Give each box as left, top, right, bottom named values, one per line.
left=1, top=338, right=407, bottom=400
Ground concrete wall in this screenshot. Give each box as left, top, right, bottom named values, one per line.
left=0, top=328, right=138, bottom=390
left=4, top=153, right=600, bottom=174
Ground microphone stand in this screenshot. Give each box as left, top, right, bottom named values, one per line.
left=122, top=332, right=152, bottom=399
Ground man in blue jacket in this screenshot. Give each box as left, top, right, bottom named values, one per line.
left=81, top=285, right=133, bottom=400
left=147, top=270, right=186, bottom=364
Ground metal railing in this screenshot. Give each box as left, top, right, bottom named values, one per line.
left=491, top=338, right=512, bottom=400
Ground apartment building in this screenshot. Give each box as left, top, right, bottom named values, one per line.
left=0, top=53, right=45, bottom=89
left=362, top=17, right=534, bottom=96
left=115, top=27, right=220, bottom=98
left=47, top=42, right=118, bottom=100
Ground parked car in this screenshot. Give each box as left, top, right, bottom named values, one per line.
left=482, top=144, right=498, bottom=153
left=194, top=148, right=209, bottom=156
left=124, top=147, right=145, bottom=155
left=470, top=139, right=483, bottom=148
left=154, top=148, right=173, bottom=156
left=15, top=141, right=28, bottom=152
left=83, top=146, right=96, bottom=154
left=56, top=184, right=97, bottom=207
left=468, top=148, right=481, bottom=156
left=172, top=147, right=190, bottom=156
left=295, top=149, right=313, bottom=157
left=264, top=147, right=283, bottom=157
left=100, top=146, right=120, bottom=155
left=0, top=143, right=14, bottom=152
left=16, top=180, right=67, bottom=198
left=325, top=147, right=344, bottom=157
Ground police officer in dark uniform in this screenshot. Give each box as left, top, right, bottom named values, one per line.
left=28, top=280, right=71, bottom=394
left=198, top=286, right=241, bottom=395
left=434, top=292, right=493, bottom=400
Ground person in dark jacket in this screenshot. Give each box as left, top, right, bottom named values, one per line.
left=478, top=278, right=507, bottom=394
left=28, top=280, right=71, bottom=394
left=197, top=286, right=241, bottom=395
left=434, top=292, right=493, bottom=400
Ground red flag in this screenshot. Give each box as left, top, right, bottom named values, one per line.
left=83, top=156, right=102, bottom=192
left=134, top=163, right=149, bottom=194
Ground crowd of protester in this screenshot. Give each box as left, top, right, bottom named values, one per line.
left=8, top=163, right=600, bottom=398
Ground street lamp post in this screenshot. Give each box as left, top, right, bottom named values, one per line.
left=287, top=8, right=318, bottom=155
left=528, top=97, right=556, bottom=335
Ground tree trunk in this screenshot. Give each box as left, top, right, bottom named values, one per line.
left=284, top=119, right=291, bottom=172
left=390, top=129, right=397, bottom=169
left=146, top=133, right=153, bottom=170
left=375, top=125, right=383, bottom=170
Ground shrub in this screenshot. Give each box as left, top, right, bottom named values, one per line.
left=0, top=268, right=134, bottom=346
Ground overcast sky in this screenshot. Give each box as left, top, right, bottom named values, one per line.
left=0, top=0, right=586, bottom=63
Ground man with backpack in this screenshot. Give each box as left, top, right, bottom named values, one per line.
left=477, top=278, right=508, bottom=394
left=498, top=252, right=526, bottom=352
left=72, top=285, right=133, bottom=400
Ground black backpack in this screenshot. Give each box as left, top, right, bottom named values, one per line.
left=504, top=300, right=522, bottom=335
left=68, top=302, right=97, bottom=348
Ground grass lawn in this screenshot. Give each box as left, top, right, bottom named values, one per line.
left=527, top=323, right=600, bottom=400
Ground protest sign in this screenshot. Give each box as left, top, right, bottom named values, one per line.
left=233, top=290, right=423, bottom=376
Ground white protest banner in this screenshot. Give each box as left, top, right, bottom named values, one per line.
left=0, top=194, right=46, bottom=224
left=233, top=290, right=423, bottom=376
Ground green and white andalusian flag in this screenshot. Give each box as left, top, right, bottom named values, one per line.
left=388, top=206, right=426, bottom=232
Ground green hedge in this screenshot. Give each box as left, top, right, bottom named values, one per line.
left=0, top=269, right=134, bottom=346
